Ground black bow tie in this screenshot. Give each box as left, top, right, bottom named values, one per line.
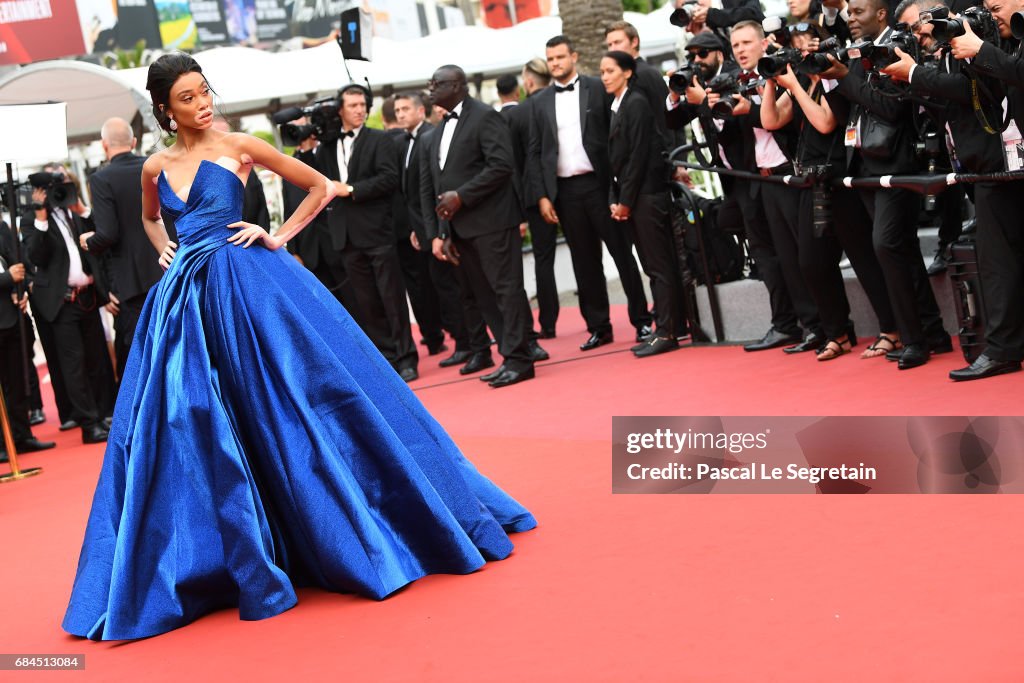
left=341, top=130, right=355, bottom=138
left=405, top=132, right=415, bottom=142
left=443, top=111, right=459, bottom=122
left=554, top=82, right=576, bottom=93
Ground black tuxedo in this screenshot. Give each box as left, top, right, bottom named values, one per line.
left=86, top=152, right=163, bottom=381
left=420, top=96, right=534, bottom=371
left=305, top=127, right=415, bottom=372
left=24, top=206, right=114, bottom=431
left=609, top=89, right=681, bottom=338
left=501, top=99, right=559, bottom=334
left=527, top=76, right=651, bottom=336
left=634, top=57, right=673, bottom=154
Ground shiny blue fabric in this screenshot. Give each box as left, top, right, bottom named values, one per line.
left=62, top=160, right=536, bottom=641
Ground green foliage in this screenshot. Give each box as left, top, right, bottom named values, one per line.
left=622, top=0, right=667, bottom=11
left=365, top=110, right=384, bottom=131
left=102, top=39, right=151, bottom=70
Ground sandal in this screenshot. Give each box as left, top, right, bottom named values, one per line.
left=860, top=333, right=901, bottom=359
left=817, top=337, right=852, bottom=361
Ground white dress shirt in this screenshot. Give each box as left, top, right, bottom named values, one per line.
left=439, top=100, right=464, bottom=171
left=405, top=121, right=425, bottom=170
left=34, top=208, right=92, bottom=287
left=554, top=76, right=595, bottom=178
left=335, top=125, right=362, bottom=184
left=748, top=70, right=789, bottom=169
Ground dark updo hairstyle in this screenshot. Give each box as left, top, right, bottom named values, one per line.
left=603, top=50, right=637, bottom=83
left=146, top=52, right=205, bottom=134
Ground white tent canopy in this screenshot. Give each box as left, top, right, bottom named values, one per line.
left=0, top=5, right=680, bottom=145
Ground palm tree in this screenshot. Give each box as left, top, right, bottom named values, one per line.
left=558, top=0, right=623, bottom=75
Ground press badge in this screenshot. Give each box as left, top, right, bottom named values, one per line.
left=845, top=123, right=859, bottom=148
left=1002, top=120, right=1024, bottom=172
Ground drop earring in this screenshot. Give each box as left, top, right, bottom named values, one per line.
left=169, top=116, right=177, bottom=131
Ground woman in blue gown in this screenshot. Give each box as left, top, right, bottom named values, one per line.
left=62, top=53, right=536, bottom=641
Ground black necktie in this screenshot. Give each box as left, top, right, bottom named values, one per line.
left=554, top=82, right=576, bottom=93
left=341, top=130, right=355, bottom=138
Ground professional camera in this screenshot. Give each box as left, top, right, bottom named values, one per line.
left=272, top=97, right=343, bottom=146
left=669, top=61, right=705, bottom=95
left=708, top=72, right=762, bottom=117
left=0, top=180, right=33, bottom=214
left=860, top=25, right=920, bottom=71
left=1012, top=10, right=1024, bottom=39
left=670, top=1, right=701, bottom=28
left=758, top=47, right=804, bottom=78
left=761, top=16, right=792, bottom=50
left=27, top=171, right=78, bottom=209
left=915, top=126, right=944, bottom=212
left=928, top=6, right=999, bottom=44
left=797, top=36, right=867, bottom=74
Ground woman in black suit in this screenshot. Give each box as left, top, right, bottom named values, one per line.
left=601, top=51, right=682, bottom=357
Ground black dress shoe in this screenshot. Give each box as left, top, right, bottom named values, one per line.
left=949, top=354, right=1022, bottom=381
left=538, top=328, right=556, bottom=339
left=528, top=340, right=550, bottom=362
left=580, top=331, right=613, bottom=351
left=885, top=347, right=903, bottom=362
left=635, top=325, right=653, bottom=343
left=398, top=367, right=419, bottom=383
left=439, top=349, right=472, bottom=368
left=927, top=333, right=953, bottom=355
left=14, top=437, right=56, bottom=453
left=743, top=327, right=802, bottom=352
left=102, top=416, right=113, bottom=430
left=459, top=352, right=495, bottom=375
left=28, top=409, right=46, bottom=426
left=927, top=249, right=949, bottom=276
left=633, top=336, right=680, bottom=358
left=783, top=332, right=825, bottom=354
left=480, top=364, right=508, bottom=382
left=488, top=366, right=535, bottom=388
left=898, top=343, right=929, bottom=370
left=59, top=420, right=79, bottom=431
left=82, top=424, right=109, bottom=444
left=426, top=341, right=449, bottom=356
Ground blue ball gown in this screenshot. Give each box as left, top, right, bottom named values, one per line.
left=62, top=159, right=537, bottom=641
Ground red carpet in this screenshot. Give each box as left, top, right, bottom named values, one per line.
left=2, top=305, right=1022, bottom=681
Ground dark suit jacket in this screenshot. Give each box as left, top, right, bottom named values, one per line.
left=305, top=127, right=399, bottom=251
left=420, top=97, right=523, bottom=240
left=0, top=221, right=23, bottom=330
left=85, top=152, right=163, bottom=302
left=500, top=100, right=533, bottom=211
left=399, top=121, right=435, bottom=245
left=386, top=127, right=413, bottom=243
left=706, top=0, right=764, bottom=58
left=24, top=208, right=108, bottom=323
left=609, top=89, right=668, bottom=209
left=527, top=75, right=613, bottom=205
left=634, top=57, right=673, bottom=154
left=969, top=39, right=1024, bottom=135
left=243, top=173, right=271, bottom=232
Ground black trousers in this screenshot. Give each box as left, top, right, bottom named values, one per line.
left=526, top=205, right=559, bottom=333
left=758, top=182, right=821, bottom=336
left=798, top=186, right=897, bottom=339
left=113, top=292, right=147, bottom=385
left=301, top=232, right=359, bottom=312
left=974, top=181, right=1024, bottom=362
left=937, top=184, right=966, bottom=249
left=0, top=323, right=32, bottom=442
left=452, top=227, right=533, bottom=372
left=860, top=188, right=945, bottom=346
left=733, top=181, right=800, bottom=335
left=396, top=237, right=444, bottom=347
left=341, top=243, right=418, bottom=371
left=428, top=255, right=475, bottom=353
left=625, top=191, right=682, bottom=338
left=34, top=291, right=114, bottom=429
left=555, top=173, right=650, bottom=335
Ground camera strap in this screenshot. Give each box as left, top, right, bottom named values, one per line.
left=963, top=61, right=1009, bottom=135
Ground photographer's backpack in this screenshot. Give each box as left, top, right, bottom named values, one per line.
left=669, top=185, right=745, bottom=286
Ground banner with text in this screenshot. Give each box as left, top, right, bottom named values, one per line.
left=612, top=416, right=1024, bottom=494
left=0, top=0, right=86, bottom=65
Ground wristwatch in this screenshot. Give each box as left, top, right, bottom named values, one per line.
left=346, top=184, right=354, bottom=197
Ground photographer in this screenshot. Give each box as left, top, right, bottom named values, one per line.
left=672, top=0, right=766, bottom=59
left=819, top=0, right=950, bottom=369
left=24, top=167, right=114, bottom=443
left=719, top=20, right=824, bottom=353
left=760, top=25, right=899, bottom=360
left=908, top=0, right=1024, bottom=379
